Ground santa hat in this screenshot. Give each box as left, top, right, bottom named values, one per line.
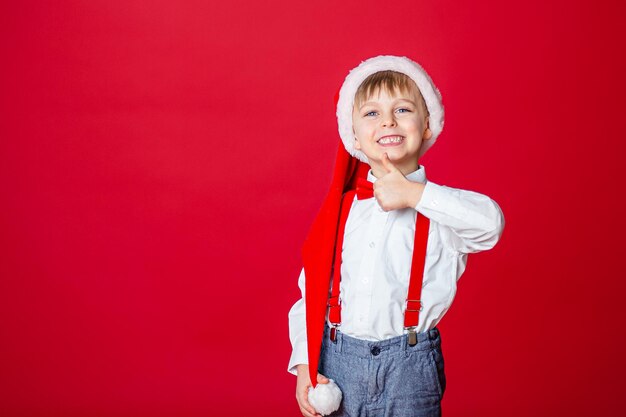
left=302, top=55, right=444, bottom=387
left=337, top=55, right=445, bottom=162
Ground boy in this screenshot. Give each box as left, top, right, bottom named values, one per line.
left=288, top=55, right=505, bottom=417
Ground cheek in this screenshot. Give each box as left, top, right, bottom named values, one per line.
left=404, top=119, right=423, bottom=133
left=352, top=124, right=366, bottom=140
left=353, top=120, right=376, bottom=137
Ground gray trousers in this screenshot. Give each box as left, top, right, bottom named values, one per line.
left=319, top=325, right=445, bottom=417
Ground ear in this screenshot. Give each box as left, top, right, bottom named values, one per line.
left=423, top=127, right=433, bottom=141
left=354, top=135, right=362, bottom=150
left=422, top=117, right=433, bottom=141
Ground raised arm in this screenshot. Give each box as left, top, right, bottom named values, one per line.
left=372, top=154, right=505, bottom=254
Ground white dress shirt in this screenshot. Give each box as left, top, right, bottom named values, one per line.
left=287, top=165, right=505, bottom=375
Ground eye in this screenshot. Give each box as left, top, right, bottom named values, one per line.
left=363, top=110, right=378, bottom=117
left=396, top=108, right=412, bottom=114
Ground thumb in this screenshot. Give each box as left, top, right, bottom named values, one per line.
left=382, top=153, right=399, bottom=173
left=317, top=373, right=330, bottom=384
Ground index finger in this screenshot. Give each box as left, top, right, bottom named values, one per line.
left=382, top=152, right=399, bottom=173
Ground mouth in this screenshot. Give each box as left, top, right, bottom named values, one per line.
left=377, top=135, right=405, bottom=146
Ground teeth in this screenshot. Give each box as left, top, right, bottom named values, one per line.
left=378, top=136, right=403, bottom=144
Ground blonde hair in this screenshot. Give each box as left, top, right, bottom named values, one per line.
left=354, top=70, right=429, bottom=117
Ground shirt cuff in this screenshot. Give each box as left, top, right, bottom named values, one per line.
left=287, top=344, right=308, bottom=376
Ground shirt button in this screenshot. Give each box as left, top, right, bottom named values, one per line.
left=362, top=278, right=368, bottom=284
left=370, top=346, right=381, bottom=356
left=369, top=242, right=375, bottom=248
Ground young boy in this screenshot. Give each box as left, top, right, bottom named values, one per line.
left=288, top=55, right=505, bottom=417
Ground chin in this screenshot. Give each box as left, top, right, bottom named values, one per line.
left=384, top=151, right=410, bottom=163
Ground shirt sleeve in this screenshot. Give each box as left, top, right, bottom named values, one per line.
left=287, top=267, right=308, bottom=375
left=415, top=180, right=505, bottom=254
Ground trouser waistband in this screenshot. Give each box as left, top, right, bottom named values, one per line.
left=322, top=324, right=440, bottom=358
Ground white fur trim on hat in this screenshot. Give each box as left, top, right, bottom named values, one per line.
left=336, top=55, right=444, bottom=163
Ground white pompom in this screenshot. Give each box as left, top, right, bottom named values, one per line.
left=308, top=379, right=342, bottom=416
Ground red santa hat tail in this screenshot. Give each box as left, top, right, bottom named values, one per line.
left=302, top=142, right=366, bottom=387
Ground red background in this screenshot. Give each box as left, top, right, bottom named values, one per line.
left=1, top=1, right=625, bottom=416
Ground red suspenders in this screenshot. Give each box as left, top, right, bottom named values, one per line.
left=327, top=188, right=430, bottom=346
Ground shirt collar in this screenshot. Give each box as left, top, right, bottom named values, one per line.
left=367, top=165, right=428, bottom=184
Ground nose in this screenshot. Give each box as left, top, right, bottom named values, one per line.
left=381, top=112, right=397, bottom=128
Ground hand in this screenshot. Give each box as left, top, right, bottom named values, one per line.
left=374, top=153, right=425, bottom=211
left=295, top=364, right=329, bottom=417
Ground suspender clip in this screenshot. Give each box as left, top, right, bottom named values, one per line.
left=406, top=327, right=418, bottom=346
left=329, top=324, right=340, bottom=343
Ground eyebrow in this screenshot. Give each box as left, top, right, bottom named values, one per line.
left=357, top=98, right=418, bottom=111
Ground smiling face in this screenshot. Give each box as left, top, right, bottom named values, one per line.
left=352, top=76, right=432, bottom=178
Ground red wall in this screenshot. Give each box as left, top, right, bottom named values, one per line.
left=1, top=1, right=625, bottom=416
